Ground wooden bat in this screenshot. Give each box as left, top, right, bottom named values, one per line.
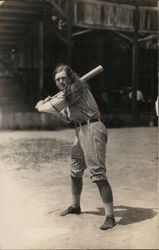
left=80, top=65, right=103, bottom=81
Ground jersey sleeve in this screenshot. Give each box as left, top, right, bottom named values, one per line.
left=36, top=92, right=71, bottom=123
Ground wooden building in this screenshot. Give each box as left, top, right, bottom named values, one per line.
left=0, top=0, right=158, bottom=129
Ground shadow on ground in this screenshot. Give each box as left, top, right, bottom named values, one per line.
left=83, top=205, right=157, bottom=225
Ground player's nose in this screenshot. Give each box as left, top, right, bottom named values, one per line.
left=59, top=78, right=63, bottom=84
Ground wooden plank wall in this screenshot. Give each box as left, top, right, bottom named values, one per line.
left=73, top=0, right=158, bottom=33
left=0, top=112, right=67, bottom=129
left=0, top=111, right=156, bottom=129
left=0, top=76, right=31, bottom=112
left=139, top=7, right=158, bottom=32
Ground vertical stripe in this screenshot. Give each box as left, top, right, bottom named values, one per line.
left=68, top=88, right=100, bottom=122
left=78, top=121, right=107, bottom=181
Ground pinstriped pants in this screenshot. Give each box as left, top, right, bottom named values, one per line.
left=71, top=121, right=108, bottom=182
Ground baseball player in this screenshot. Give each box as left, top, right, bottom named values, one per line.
left=35, top=64, right=115, bottom=230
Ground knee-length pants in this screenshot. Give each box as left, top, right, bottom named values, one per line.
left=70, top=121, right=108, bottom=182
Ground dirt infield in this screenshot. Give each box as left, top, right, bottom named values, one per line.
left=0, top=127, right=158, bottom=249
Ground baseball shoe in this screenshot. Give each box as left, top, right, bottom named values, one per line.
left=100, top=215, right=116, bottom=230
left=60, top=206, right=81, bottom=216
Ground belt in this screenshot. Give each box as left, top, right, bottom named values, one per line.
left=74, top=118, right=100, bottom=127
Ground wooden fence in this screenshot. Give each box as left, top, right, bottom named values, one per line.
left=0, top=112, right=67, bottom=130
left=0, top=111, right=157, bottom=129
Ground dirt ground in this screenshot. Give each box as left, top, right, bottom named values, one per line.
left=0, top=127, right=158, bottom=249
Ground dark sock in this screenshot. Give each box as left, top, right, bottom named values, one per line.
left=71, top=176, right=83, bottom=208
left=96, top=179, right=113, bottom=203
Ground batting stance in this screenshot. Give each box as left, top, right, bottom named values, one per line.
left=35, top=64, right=115, bottom=230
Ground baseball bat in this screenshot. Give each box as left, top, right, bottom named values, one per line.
left=80, top=65, right=103, bottom=81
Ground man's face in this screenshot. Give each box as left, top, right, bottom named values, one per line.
left=55, top=71, right=69, bottom=91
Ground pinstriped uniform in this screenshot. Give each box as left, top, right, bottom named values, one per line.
left=48, top=87, right=108, bottom=182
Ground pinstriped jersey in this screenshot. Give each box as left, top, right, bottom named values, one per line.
left=49, top=88, right=100, bottom=122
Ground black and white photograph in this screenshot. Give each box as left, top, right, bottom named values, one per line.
left=0, top=0, right=158, bottom=249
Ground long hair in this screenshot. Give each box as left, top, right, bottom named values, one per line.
left=53, top=63, right=88, bottom=103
